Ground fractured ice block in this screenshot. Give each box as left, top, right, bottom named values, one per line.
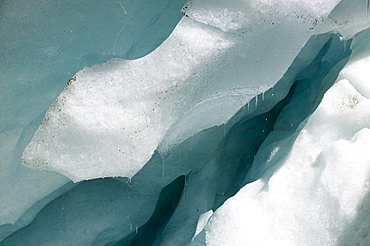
left=21, top=0, right=341, bottom=182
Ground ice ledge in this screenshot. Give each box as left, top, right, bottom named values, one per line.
left=21, top=0, right=341, bottom=182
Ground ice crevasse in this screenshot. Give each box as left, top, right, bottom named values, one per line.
left=1, top=0, right=370, bottom=245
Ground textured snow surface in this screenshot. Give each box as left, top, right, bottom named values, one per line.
left=205, top=42, right=370, bottom=246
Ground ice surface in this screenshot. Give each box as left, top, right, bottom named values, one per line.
left=21, top=17, right=234, bottom=181
left=22, top=0, right=341, bottom=182
left=1, top=30, right=352, bottom=245
left=205, top=30, right=370, bottom=246
left=183, top=0, right=341, bottom=33
left=317, top=0, right=370, bottom=37
left=1, top=0, right=370, bottom=245
left=193, top=211, right=213, bottom=240
left=0, top=179, right=157, bottom=246
left=0, top=0, right=186, bottom=236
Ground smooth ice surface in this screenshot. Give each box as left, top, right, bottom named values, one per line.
left=0, top=179, right=157, bottom=246
left=0, top=0, right=186, bottom=234
left=22, top=0, right=340, bottom=182
left=205, top=43, right=370, bottom=246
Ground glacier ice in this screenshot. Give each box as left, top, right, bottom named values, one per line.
left=23, top=0, right=341, bottom=182
left=1, top=0, right=370, bottom=245
left=0, top=0, right=187, bottom=238
left=21, top=17, right=234, bottom=181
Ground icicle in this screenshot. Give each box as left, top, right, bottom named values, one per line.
left=118, top=1, right=128, bottom=15
left=184, top=175, right=188, bottom=201
left=159, top=152, right=165, bottom=180
left=340, top=36, right=347, bottom=55
left=255, top=94, right=258, bottom=107
left=367, top=0, right=370, bottom=18
left=130, top=224, right=133, bottom=230
left=59, top=203, right=64, bottom=220
left=247, top=102, right=250, bottom=110
left=125, top=177, right=132, bottom=187
left=136, top=226, right=138, bottom=234
left=262, top=91, right=265, bottom=101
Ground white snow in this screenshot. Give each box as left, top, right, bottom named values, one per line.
left=205, top=54, right=370, bottom=246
